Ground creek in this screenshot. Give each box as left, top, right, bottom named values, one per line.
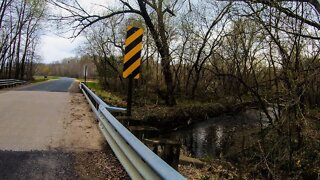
left=162, top=109, right=273, bottom=159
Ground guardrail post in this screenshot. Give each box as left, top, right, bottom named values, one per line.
left=144, top=138, right=181, bottom=170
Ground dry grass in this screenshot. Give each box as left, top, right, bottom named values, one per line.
left=32, top=76, right=59, bottom=83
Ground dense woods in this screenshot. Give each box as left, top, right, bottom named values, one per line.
left=50, top=0, right=320, bottom=104
left=0, top=0, right=46, bottom=80
left=36, top=56, right=96, bottom=78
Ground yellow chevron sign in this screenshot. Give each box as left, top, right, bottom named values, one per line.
left=123, top=26, right=144, bottom=79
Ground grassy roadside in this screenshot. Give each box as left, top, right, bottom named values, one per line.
left=31, top=76, right=60, bottom=83
left=84, top=81, right=126, bottom=107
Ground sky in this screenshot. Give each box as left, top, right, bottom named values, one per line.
left=38, top=0, right=190, bottom=63
left=39, top=0, right=116, bottom=64
left=39, top=33, right=84, bottom=63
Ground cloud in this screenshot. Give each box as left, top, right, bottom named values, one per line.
left=39, top=34, right=84, bottom=63
left=39, top=0, right=120, bottom=64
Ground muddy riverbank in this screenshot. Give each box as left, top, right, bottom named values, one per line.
left=117, top=101, right=260, bottom=132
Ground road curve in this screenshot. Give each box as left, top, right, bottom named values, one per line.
left=19, top=77, right=74, bottom=92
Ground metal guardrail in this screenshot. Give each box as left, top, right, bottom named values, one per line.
left=80, top=83, right=185, bottom=180
left=0, top=79, right=26, bottom=88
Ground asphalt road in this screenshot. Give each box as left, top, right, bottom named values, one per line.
left=0, top=78, right=126, bottom=179
left=0, top=151, right=76, bottom=179
left=19, top=77, right=75, bottom=92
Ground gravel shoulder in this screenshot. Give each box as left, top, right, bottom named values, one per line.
left=51, top=92, right=104, bottom=152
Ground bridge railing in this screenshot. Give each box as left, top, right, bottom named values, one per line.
left=0, top=79, right=26, bottom=88
left=80, top=82, right=185, bottom=180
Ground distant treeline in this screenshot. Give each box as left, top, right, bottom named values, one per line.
left=35, top=56, right=96, bottom=79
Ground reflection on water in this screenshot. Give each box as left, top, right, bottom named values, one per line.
left=164, top=115, right=235, bottom=158
left=165, top=111, right=265, bottom=158
left=215, top=126, right=223, bottom=149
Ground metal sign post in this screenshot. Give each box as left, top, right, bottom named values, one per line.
left=123, top=25, right=144, bottom=116
left=84, top=65, right=88, bottom=84
left=127, top=76, right=133, bottom=116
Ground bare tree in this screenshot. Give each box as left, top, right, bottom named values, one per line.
left=182, top=1, right=232, bottom=98
left=0, top=0, right=46, bottom=80
left=50, top=0, right=194, bottom=105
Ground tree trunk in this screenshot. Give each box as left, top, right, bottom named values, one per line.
left=191, top=70, right=201, bottom=99
left=137, top=0, right=176, bottom=106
